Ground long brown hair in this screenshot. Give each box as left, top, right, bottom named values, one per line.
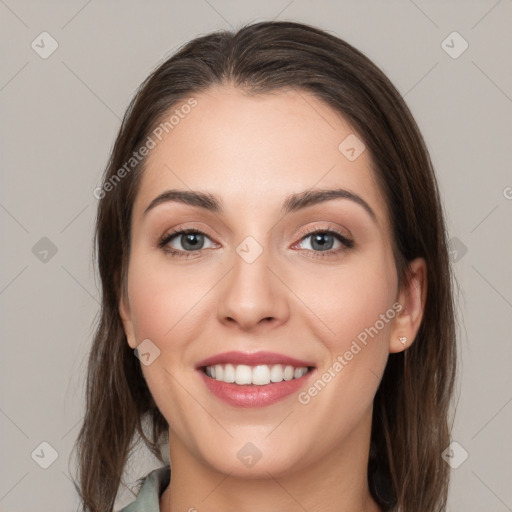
left=74, top=21, right=457, bottom=511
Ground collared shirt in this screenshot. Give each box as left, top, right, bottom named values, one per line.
left=120, top=465, right=170, bottom=512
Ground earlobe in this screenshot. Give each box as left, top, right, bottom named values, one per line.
left=389, top=257, right=427, bottom=353
left=119, top=292, right=138, bottom=349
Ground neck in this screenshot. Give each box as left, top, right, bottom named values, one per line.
left=160, top=411, right=381, bottom=512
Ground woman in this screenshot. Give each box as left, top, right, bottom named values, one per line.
left=75, top=21, right=457, bottom=512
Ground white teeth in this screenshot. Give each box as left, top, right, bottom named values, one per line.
left=252, top=365, right=271, bottom=385
left=204, top=363, right=310, bottom=385
left=270, top=364, right=284, bottom=382
left=235, top=364, right=252, bottom=385
left=214, top=364, right=223, bottom=380
left=223, top=363, right=235, bottom=383
left=283, top=365, right=295, bottom=381
left=294, top=367, right=308, bottom=379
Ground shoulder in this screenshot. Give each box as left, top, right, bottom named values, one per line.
left=119, top=465, right=171, bottom=512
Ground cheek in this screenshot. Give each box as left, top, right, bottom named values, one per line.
left=291, top=249, right=397, bottom=353
left=126, top=253, right=207, bottom=345
left=291, top=260, right=396, bottom=444
left=125, top=254, right=205, bottom=426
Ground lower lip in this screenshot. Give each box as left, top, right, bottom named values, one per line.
left=198, top=369, right=315, bottom=408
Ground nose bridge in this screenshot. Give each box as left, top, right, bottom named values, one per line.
left=216, top=232, right=288, bottom=330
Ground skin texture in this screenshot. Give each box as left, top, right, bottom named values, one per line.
left=119, top=85, right=427, bottom=512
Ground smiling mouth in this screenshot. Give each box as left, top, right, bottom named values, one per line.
left=201, top=363, right=314, bottom=386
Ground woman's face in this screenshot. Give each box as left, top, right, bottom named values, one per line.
left=120, top=85, right=424, bottom=478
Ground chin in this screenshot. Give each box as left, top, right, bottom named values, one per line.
left=193, top=436, right=310, bottom=479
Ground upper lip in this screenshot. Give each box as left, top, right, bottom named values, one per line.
left=196, top=351, right=315, bottom=369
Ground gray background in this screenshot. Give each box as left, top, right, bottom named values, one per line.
left=1, top=1, right=511, bottom=511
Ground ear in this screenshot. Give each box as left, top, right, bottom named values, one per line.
left=119, top=288, right=138, bottom=349
left=389, top=257, right=427, bottom=353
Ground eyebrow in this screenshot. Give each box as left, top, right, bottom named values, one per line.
left=143, top=188, right=377, bottom=223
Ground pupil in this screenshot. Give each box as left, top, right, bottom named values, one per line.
left=312, top=233, right=333, bottom=251
left=183, top=233, right=203, bottom=250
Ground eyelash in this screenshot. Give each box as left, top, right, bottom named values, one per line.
left=157, top=226, right=354, bottom=260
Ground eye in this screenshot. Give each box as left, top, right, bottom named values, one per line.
left=158, top=228, right=217, bottom=258
left=293, top=227, right=354, bottom=257
left=157, top=226, right=354, bottom=259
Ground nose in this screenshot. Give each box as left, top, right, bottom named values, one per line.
left=216, top=245, right=290, bottom=332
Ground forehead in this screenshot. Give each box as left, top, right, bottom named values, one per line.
left=133, top=85, right=389, bottom=232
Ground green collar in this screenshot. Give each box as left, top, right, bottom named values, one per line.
left=120, top=465, right=170, bottom=512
